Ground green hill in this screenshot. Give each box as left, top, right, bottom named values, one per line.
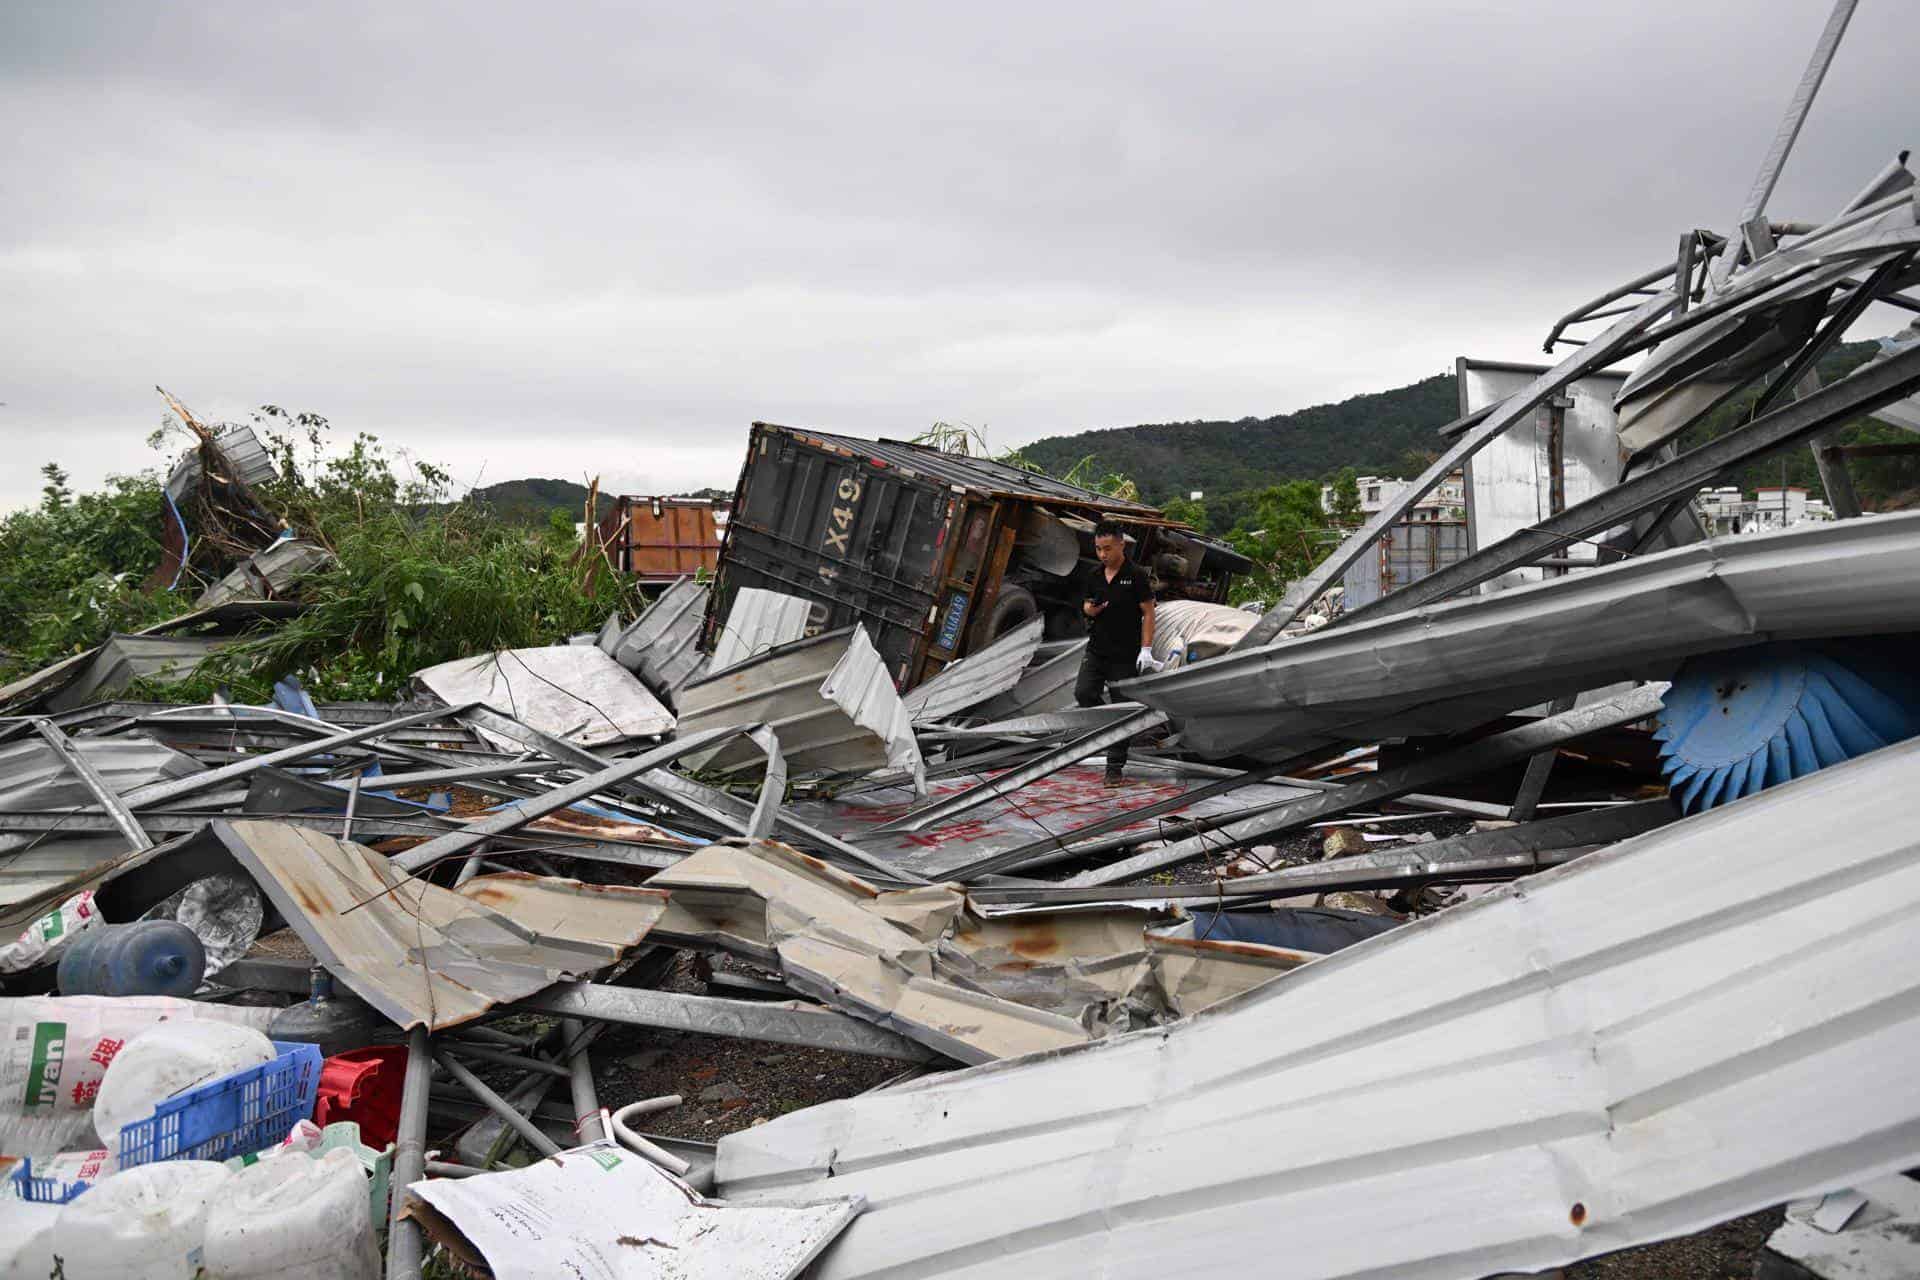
left=1019, top=374, right=1462, bottom=507
left=464, top=477, right=592, bottom=524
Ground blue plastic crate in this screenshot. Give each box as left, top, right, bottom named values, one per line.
left=10, top=1156, right=97, bottom=1205
left=118, top=1040, right=323, bottom=1168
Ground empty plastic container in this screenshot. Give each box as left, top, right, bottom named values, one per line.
left=56, top=921, right=205, bottom=999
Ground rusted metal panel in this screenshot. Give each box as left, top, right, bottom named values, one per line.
left=211, top=818, right=664, bottom=1030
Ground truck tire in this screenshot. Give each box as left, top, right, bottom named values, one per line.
left=968, top=583, right=1038, bottom=652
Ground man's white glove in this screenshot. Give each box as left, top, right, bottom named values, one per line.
left=1136, top=646, right=1164, bottom=675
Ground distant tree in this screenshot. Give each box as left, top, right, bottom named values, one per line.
left=1161, top=495, right=1207, bottom=533
left=548, top=507, right=578, bottom=539
left=1227, top=481, right=1338, bottom=605
left=1328, top=468, right=1362, bottom=527
left=39, top=463, right=71, bottom=512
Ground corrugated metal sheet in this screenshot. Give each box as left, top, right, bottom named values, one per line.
left=710, top=587, right=817, bottom=674
left=717, top=735, right=1920, bottom=1279
left=978, top=639, right=1085, bottom=720
left=649, top=841, right=1303, bottom=1064
left=610, top=578, right=711, bottom=706
left=756, top=424, right=1163, bottom=517
left=0, top=737, right=204, bottom=813
left=901, top=617, right=1043, bottom=725
left=677, top=628, right=920, bottom=781
left=1124, top=511, right=1920, bottom=761
left=212, top=819, right=666, bottom=1030
left=195, top=538, right=333, bottom=608
left=45, top=635, right=232, bottom=712
left=164, top=423, right=278, bottom=504
left=819, top=626, right=925, bottom=791
left=413, top=645, right=674, bottom=747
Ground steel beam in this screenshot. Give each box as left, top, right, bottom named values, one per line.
left=515, top=981, right=940, bottom=1063
left=385, top=1025, right=433, bottom=1280
left=1343, top=339, right=1920, bottom=625
left=1066, top=686, right=1666, bottom=886
left=1233, top=290, right=1677, bottom=649
left=967, top=799, right=1680, bottom=907
left=870, top=707, right=1170, bottom=834
left=390, top=724, right=741, bottom=872
left=30, top=718, right=153, bottom=852
left=118, top=702, right=479, bottom=811
left=1715, top=0, right=1859, bottom=287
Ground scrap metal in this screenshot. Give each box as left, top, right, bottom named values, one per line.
left=716, top=736, right=1920, bottom=1280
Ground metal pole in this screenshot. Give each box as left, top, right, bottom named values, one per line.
left=1066, top=686, right=1665, bottom=887
left=30, top=718, right=154, bottom=852
left=871, top=708, right=1169, bottom=834
left=120, top=702, right=479, bottom=811
left=434, top=1048, right=562, bottom=1157
left=391, top=724, right=742, bottom=872
left=1337, top=339, right=1920, bottom=625
left=562, top=1018, right=606, bottom=1144
left=1714, top=0, right=1860, bottom=289
left=384, top=1025, right=433, bottom=1280
left=1231, top=290, right=1676, bottom=650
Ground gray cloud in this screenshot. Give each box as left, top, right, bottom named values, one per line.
left=2, top=0, right=1913, bottom=508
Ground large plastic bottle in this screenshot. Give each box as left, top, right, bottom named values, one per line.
left=56, top=921, right=205, bottom=998
left=48, top=1160, right=232, bottom=1279
left=202, top=1148, right=380, bottom=1280
left=93, top=1021, right=276, bottom=1150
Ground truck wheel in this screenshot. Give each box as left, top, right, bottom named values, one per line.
left=968, top=584, right=1038, bottom=651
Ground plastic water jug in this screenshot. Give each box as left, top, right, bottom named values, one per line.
left=56, top=921, right=205, bottom=998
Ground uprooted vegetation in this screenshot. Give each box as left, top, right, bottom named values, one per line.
left=0, top=407, right=638, bottom=701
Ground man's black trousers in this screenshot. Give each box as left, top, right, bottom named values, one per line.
left=1073, top=648, right=1139, bottom=770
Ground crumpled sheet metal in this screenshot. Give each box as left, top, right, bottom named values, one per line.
left=413, top=644, right=675, bottom=747
left=195, top=537, right=334, bottom=608
left=453, top=871, right=673, bottom=952
left=608, top=577, right=710, bottom=707
left=0, top=736, right=204, bottom=814
left=978, top=639, right=1085, bottom=720
left=647, top=842, right=1309, bottom=1064
left=1615, top=181, right=1918, bottom=453
left=1123, top=511, right=1920, bottom=761
left=717, top=734, right=1920, bottom=1280
left=677, top=627, right=925, bottom=788
left=902, top=617, right=1044, bottom=725
left=210, top=819, right=666, bottom=1030
left=788, top=763, right=1314, bottom=880
left=709, top=587, right=816, bottom=674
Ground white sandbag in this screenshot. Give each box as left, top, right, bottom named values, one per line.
left=93, top=1021, right=275, bottom=1150
left=0, top=996, right=276, bottom=1160
left=49, top=1160, right=233, bottom=1280
left=0, top=890, right=102, bottom=974
left=203, top=1147, right=378, bottom=1280
left=0, top=1194, right=61, bottom=1280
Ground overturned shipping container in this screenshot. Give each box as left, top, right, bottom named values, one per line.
left=710, top=423, right=1247, bottom=691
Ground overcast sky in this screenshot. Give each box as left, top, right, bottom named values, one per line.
left=2, top=1, right=1913, bottom=510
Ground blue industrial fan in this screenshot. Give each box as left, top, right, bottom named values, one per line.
left=1654, top=636, right=1920, bottom=813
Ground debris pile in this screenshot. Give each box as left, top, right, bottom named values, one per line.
left=5, top=7, right=1920, bottom=1277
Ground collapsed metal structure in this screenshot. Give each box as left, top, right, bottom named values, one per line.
left=3, top=4, right=1919, bottom=1277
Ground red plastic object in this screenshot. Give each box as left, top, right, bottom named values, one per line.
left=313, top=1046, right=408, bottom=1150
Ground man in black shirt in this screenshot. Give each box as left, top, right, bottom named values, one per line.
left=1075, top=521, right=1160, bottom=785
